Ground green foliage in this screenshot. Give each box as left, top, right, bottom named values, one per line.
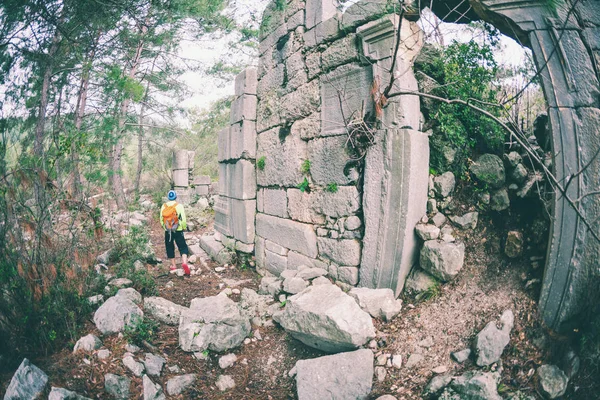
left=123, top=316, right=159, bottom=346
left=301, top=159, right=311, bottom=174
left=416, top=282, right=442, bottom=302
left=112, top=226, right=158, bottom=296
left=325, top=183, right=338, bottom=193
left=257, top=156, right=266, bottom=171
left=298, top=177, right=310, bottom=193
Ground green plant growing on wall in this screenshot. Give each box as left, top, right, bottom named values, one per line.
left=301, top=159, right=311, bottom=174
left=299, top=177, right=310, bottom=193
left=325, top=183, right=338, bottom=193
left=257, top=156, right=266, bottom=170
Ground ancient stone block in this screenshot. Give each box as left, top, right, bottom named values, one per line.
left=285, top=51, right=308, bottom=92
left=321, top=34, right=358, bottom=71
left=231, top=121, right=257, bottom=160
left=221, top=160, right=256, bottom=200
left=218, top=127, right=229, bottom=162
left=255, top=236, right=266, bottom=274
left=287, top=188, right=325, bottom=224
left=195, top=186, right=209, bottom=196
left=305, top=0, right=338, bottom=29
left=173, top=169, right=189, bottom=187
left=262, top=188, right=288, bottom=218
left=282, top=29, right=304, bottom=61
left=235, top=67, right=258, bottom=97
left=287, top=9, right=305, bottom=30
left=230, top=198, right=256, bottom=244
left=288, top=250, right=329, bottom=270
left=340, top=0, right=389, bottom=31
left=305, top=51, right=321, bottom=80
left=256, top=213, right=318, bottom=258
left=308, top=135, right=353, bottom=186
left=357, top=15, right=399, bottom=61
left=259, top=22, right=288, bottom=55
left=214, top=196, right=232, bottom=237
left=265, top=249, right=288, bottom=276
left=317, top=237, right=361, bottom=266
left=256, top=92, right=281, bottom=133
left=338, top=266, right=359, bottom=285
left=230, top=94, right=257, bottom=124
left=266, top=240, right=288, bottom=256
left=193, top=175, right=211, bottom=185
left=312, top=186, right=360, bottom=217
left=360, top=129, right=429, bottom=296
left=257, top=127, right=307, bottom=187
left=320, top=64, right=373, bottom=136
left=257, top=64, right=285, bottom=99
left=280, top=80, right=320, bottom=122
left=173, top=149, right=189, bottom=170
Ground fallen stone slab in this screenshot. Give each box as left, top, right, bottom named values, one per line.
left=273, top=284, right=375, bottom=353
left=258, top=276, right=282, bottom=296
left=239, top=288, right=272, bottom=323
left=420, top=240, right=465, bottom=282
left=93, top=295, right=143, bottom=334
left=73, top=334, right=102, bottom=353
left=473, top=310, right=514, bottom=366
left=199, top=235, right=233, bottom=265
left=537, top=365, right=568, bottom=399
left=295, top=349, right=373, bottom=400
left=348, top=288, right=402, bottom=321
left=166, top=374, right=197, bottom=396
left=179, top=293, right=250, bottom=352
left=296, top=267, right=327, bottom=280
left=283, top=276, right=309, bottom=294
left=3, top=358, right=48, bottom=400
left=48, top=387, right=92, bottom=400
left=142, top=375, right=166, bottom=400
left=104, top=374, right=130, bottom=400
left=144, top=297, right=185, bottom=325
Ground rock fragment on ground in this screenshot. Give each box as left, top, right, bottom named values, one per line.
left=273, top=284, right=375, bottom=353
left=104, top=374, right=131, bottom=399
left=295, top=349, right=373, bottom=400
left=451, top=348, right=471, bottom=363
left=166, top=374, right=197, bottom=396
left=505, top=231, right=523, bottom=258
left=4, top=359, right=48, bottom=400
left=93, top=295, right=143, bottom=334
left=143, top=353, right=165, bottom=377
left=444, top=370, right=502, bottom=400
left=415, top=224, right=440, bottom=241
left=282, top=276, right=309, bottom=294
left=433, top=172, right=456, bottom=198
left=537, top=364, right=568, bottom=399
left=49, top=387, right=92, bottom=400
left=73, top=334, right=102, bottom=353
left=219, top=353, right=237, bottom=369
left=470, top=154, right=505, bottom=188
left=142, top=375, right=166, bottom=400
left=406, top=353, right=424, bottom=368
left=420, top=240, right=465, bottom=282
left=123, top=354, right=145, bottom=377
left=423, top=374, right=453, bottom=398
left=404, top=267, right=438, bottom=297
left=144, top=296, right=185, bottom=325
left=448, top=212, right=478, bottom=230
left=348, top=287, right=402, bottom=321
left=473, top=310, right=514, bottom=366
left=215, top=375, right=236, bottom=391
left=259, top=277, right=282, bottom=297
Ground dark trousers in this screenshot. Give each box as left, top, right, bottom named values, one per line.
left=165, top=230, right=189, bottom=259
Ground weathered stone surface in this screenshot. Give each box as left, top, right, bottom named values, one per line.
left=108, top=278, right=133, bottom=289
left=173, top=169, right=189, bottom=187
left=448, top=212, right=478, bottom=230
left=297, top=267, right=327, bottom=280
left=423, top=374, right=453, bottom=398
left=308, top=136, right=354, bottom=186
left=415, top=224, right=440, bottom=241
left=166, top=374, right=196, bottom=396
left=230, top=94, right=257, bottom=124
left=219, top=160, right=256, bottom=200
left=292, top=112, right=320, bottom=140
left=338, top=266, right=359, bottom=285
left=144, top=297, right=185, bottom=326
left=225, top=121, right=257, bottom=161
left=142, top=375, right=166, bottom=400
left=256, top=213, right=318, bottom=258
left=259, top=276, right=282, bottom=297
left=490, top=188, right=510, bottom=211
left=431, top=212, right=447, bottom=227
left=260, top=188, right=288, bottom=218
left=218, top=354, right=237, bottom=369
left=505, top=151, right=522, bottom=168
left=48, top=387, right=91, bottom=400
left=312, top=276, right=332, bottom=286
left=4, top=359, right=48, bottom=400
left=406, top=353, right=424, bottom=368
left=361, top=129, right=429, bottom=296
left=420, top=240, right=465, bottom=282
left=143, top=353, right=166, bottom=377
left=305, top=0, right=338, bottom=29
left=537, top=365, right=568, bottom=399
left=286, top=51, right=308, bottom=91
left=123, top=355, right=145, bottom=377
left=451, top=348, right=471, bottom=364
left=433, top=172, right=455, bottom=198
left=199, top=234, right=234, bottom=265
left=265, top=248, right=288, bottom=276
left=235, top=67, right=257, bottom=97
left=512, top=163, right=528, bottom=183
left=505, top=231, right=523, bottom=258
left=287, top=250, right=328, bottom=270
left=470, top=154, right=505, bottom=188
left=215, top=375, right=236, bottom=391
left=73, top=334, right=102, bottom=353
left=345, top=216, right=362, bottom=230
left=257, top=127, right=307, bottom=187
left=404, top=267, right=438, bottom=296
left=321, top=34, right=359, bottom=70
left=287, top=189, right=325, bottom=224
left=473, top=310, right=514, bottom=366
left=280, top=80, right=320, bottom=121
left=317, top=238, right=361, bottom=266
left=173, top=150, right=189, bottom=170
left=239, top=288, right=273, bottom=323
left=104, top=374, right=130, bottom=400
left=94, top=295, right=143, bottom=335
left=446, top=371, right=502, bottom=400
left=340, top=0, right=389, bottom=30
left=266, top=240, right=288, bottom=256
left=312, top=186, right=361, bottom=217
left=295, top=349, right=373, bottom=400
left=273, top=285, right=375, bottom=352
left=283, top=276, right=309, bottom=294
left=115, top=287, right=142, bottom=305
left=349, top=287, right=402, bottom=321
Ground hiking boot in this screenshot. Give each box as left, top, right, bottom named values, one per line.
left=182, top=263, right=191, bottom=276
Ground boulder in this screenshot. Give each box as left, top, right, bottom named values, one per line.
left=178, top=293, right=250, bottom=352
left=473, top=310, right=514, bottom=366
left=142, top=375, right=166, bottom=400
left=3, top=359, right=48, bottom=400
left=420, top=240, right=465, bottom=282
left=448, top=212, right=478, bottom=230
left=283, top=276, right=309, bottom=294
left=537, top=365, right=568, bottom=399
left=348, top=288, right=402, bottom=321
left=73, top=334, right=102, bottom=353
left=445, top=371, right=502, bottom=400
left=433, top=172, right=456, bottom=198
left=216, top=375, right=236, bottom=391
left=505, top=231, right=523, bottom=258
left=415, top=224, right=440, bottom=241
left=239, top=288, right=272, bottom=323
left=144, top=297, right=185, bottom=325
left=104, top=374, right=130, bottom=400
left=273, top=285, right=375, bottom=353
left=470, top=154, right=505, bottom=188
left=295, top=349, right=373, bottom=400
left=166, top=374, right=196, bottom=396
left=115, top=288, right=142, bottom=305
left=93, top=295, right=143, bottom=334
left=48, top=387, right=91, bottom=400
left=143, top=353, right=165, bottom=377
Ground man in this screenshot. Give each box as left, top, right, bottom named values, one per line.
left=160, top=190, right=190, bottom=275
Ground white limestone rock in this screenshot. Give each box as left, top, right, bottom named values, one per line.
left=73, top=334, right=102, bottom=353
left=349, top=287, right=402, bottom=321
left=93, top=295, right=143, bottom=334
left=142, top=375, right=166, bottom=400
left=166, top=374, right=196, bottom=396
left=3, top=359, right=48, bottom=400
left=48, top=387, right=91, bottom=400
left=420, top=240, right=465, bottom=282
left=473, top=310, right=514, bottom=366
left=104, top=374, right=130, bottom=400
left=144, top=297, right=185, bottom=326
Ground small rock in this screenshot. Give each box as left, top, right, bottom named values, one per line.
left=281, top=269, right=298, bottom=280
left=512, top=163, right=528, bottom=183
left=143, top=353, right=166, bottom=377
left=87, top=294, right=104, bottom=306
left=49, top=387, right=92, bottom=400
left=404, top=267, right=438, bottom=297
left=166, top=374, right=197, bottom=396
left=490, top=188, right=510, bottom=211
left=232, top=288, right=240, bottom=295
left=125, top=343, right=140, bottom=353
left=376, top=353, right=389, bottom=366
left=142, top=375, right=166, bottom=400
left=133, top=260, right=145, bottom=272
left=451, top=348, right=471, bottom=363
left=282, top=276, right=309, bottom=294
left=418, top=337, right=434, bottom=348
left=448, top=212, right=478, bottom=230
left=505, top=151, right=522, bottom=168
left=432, top=365, right=447, bottom=374
left=406, top=353, right=424, bottom=368
left=420, top=240, right=465, bottom=282
left=258, top=277, right=282, bottom=297
left=311, top=276, right=331, bottom=286
left=415, top=224, right=440, bottom=241
left=440, top=224, right=455, bottom=242
left=391, top=354, right=402, bottom=369
left=505, top=231, right=523, bottom=258
left=219, top=353, right=238, bottom=369
left=344, top=216, right=362, bottom=231
left=376, top=396, right=397, bottom=400
left=423, top=374, right=453, bottom=398
left=215, top=375, right=236, bottom=391
left=73, top=334, right=102, bottom=353
left=447, top=370, right=501, bottom=400
left=288, top=366, right=298, bottom=377
left=433, top=172, right=456, bottom=198
left=537, top=365, right=568, bottom=399
left=296, top=267, right=328, bottom=280
left=375, top=366, right=387, bottom=382
left=97, top=349, right=111, bottom=360
left=93, top=295, right=143, bottom=335
left=349, top=287, right=402, bottom=321
left=104, top=374, right=131, bottom=399
left=431, top=212, right=447, bottom=227
left=123, top=355, right=145, bottom=377
left=165, top=281, right=174, bottom=289
left=215, top=267, right=226, bottom=272
left=473, top=310, right=514, bottom=366
left=108, top=278, right=133, bottom=289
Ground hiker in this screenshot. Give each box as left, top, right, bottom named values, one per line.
left=160, top=190, right=190, bottom=275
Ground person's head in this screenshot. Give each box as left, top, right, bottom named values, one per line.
left=167, top=190, right=177, bottom=201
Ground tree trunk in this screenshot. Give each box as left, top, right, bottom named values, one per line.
left=134, top=78, right=152, bottom=199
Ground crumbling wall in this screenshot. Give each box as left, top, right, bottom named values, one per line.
left=172, top=149, right=211, bottom=204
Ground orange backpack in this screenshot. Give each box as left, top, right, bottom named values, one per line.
left=162, top=203, right=179, bottom=232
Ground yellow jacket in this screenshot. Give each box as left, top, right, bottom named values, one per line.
left=160, top=201, right=187, bottom=231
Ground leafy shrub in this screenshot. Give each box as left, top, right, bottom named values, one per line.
left=257, top=156, right=266, bottom=170
left=123, top=315, right=158, bottom=346
left=112, top=226, right=157, bottom=296
left=301, top=159, right=311, bottom=174
left=298, top=177, right=310, bottom=193
left=325, top=183, right=338, bottom=193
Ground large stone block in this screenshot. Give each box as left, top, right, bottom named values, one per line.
left=256, top=91, right=282, bottom=133
left=317, top=238, right=361, bottom=266
left=265, top=249, right=288, bottom=276
left=199, top=235, right=233, bottom=265
left=257, top=127, right=307, bottom=187
left=360, top=129, right=429, bottom=296
left=340, top=0, right=389, bottom=31
left=220, top=160, right=256, bottom=200
left=287, top=188, right=325, bottom=224
left=285, top=51, right=309, bottom=92
left=262, top=188, right=288, bottom=218
left=256, top=213, right=318, bottom=258
left=291, top=112, right=320, bottom=140
left=305, top=0, right=338, bottom=29
left=218, top=127, right=229, bottom=162
left=280, top=80, right=320, bottom=122
left=193, top=175, right=211, bottom=185
left=320, top=64, right=373, bottom=136
left=312, top=186, right=360, bottom=217
left=357, top=15, right=399, bottom=61
left=235, top=67, right=257, bottom=97
left=288, top=250, right=329, bottom=270
left=173, top=169, right=189, bottom=187
left=230, top=94, right=257, bottom=124
left=231, top=121, right=256, bottom=160
left=173, top=149, right=189, bottom=170
left=230, top=198, right=256, bottom=244
left=321, top=34, right=359, bottom=71
left=308, top=135, right=354, bottom=185
left=259, top=22, right=288, bottom=56
left=257, top=64, right=285, bottom=99
left=255, top=236, right=267, bottom=274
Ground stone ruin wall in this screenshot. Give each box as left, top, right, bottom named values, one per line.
left=172, top=149, right=212, bottom=204
left=206, top=0, right=431, bottom=295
